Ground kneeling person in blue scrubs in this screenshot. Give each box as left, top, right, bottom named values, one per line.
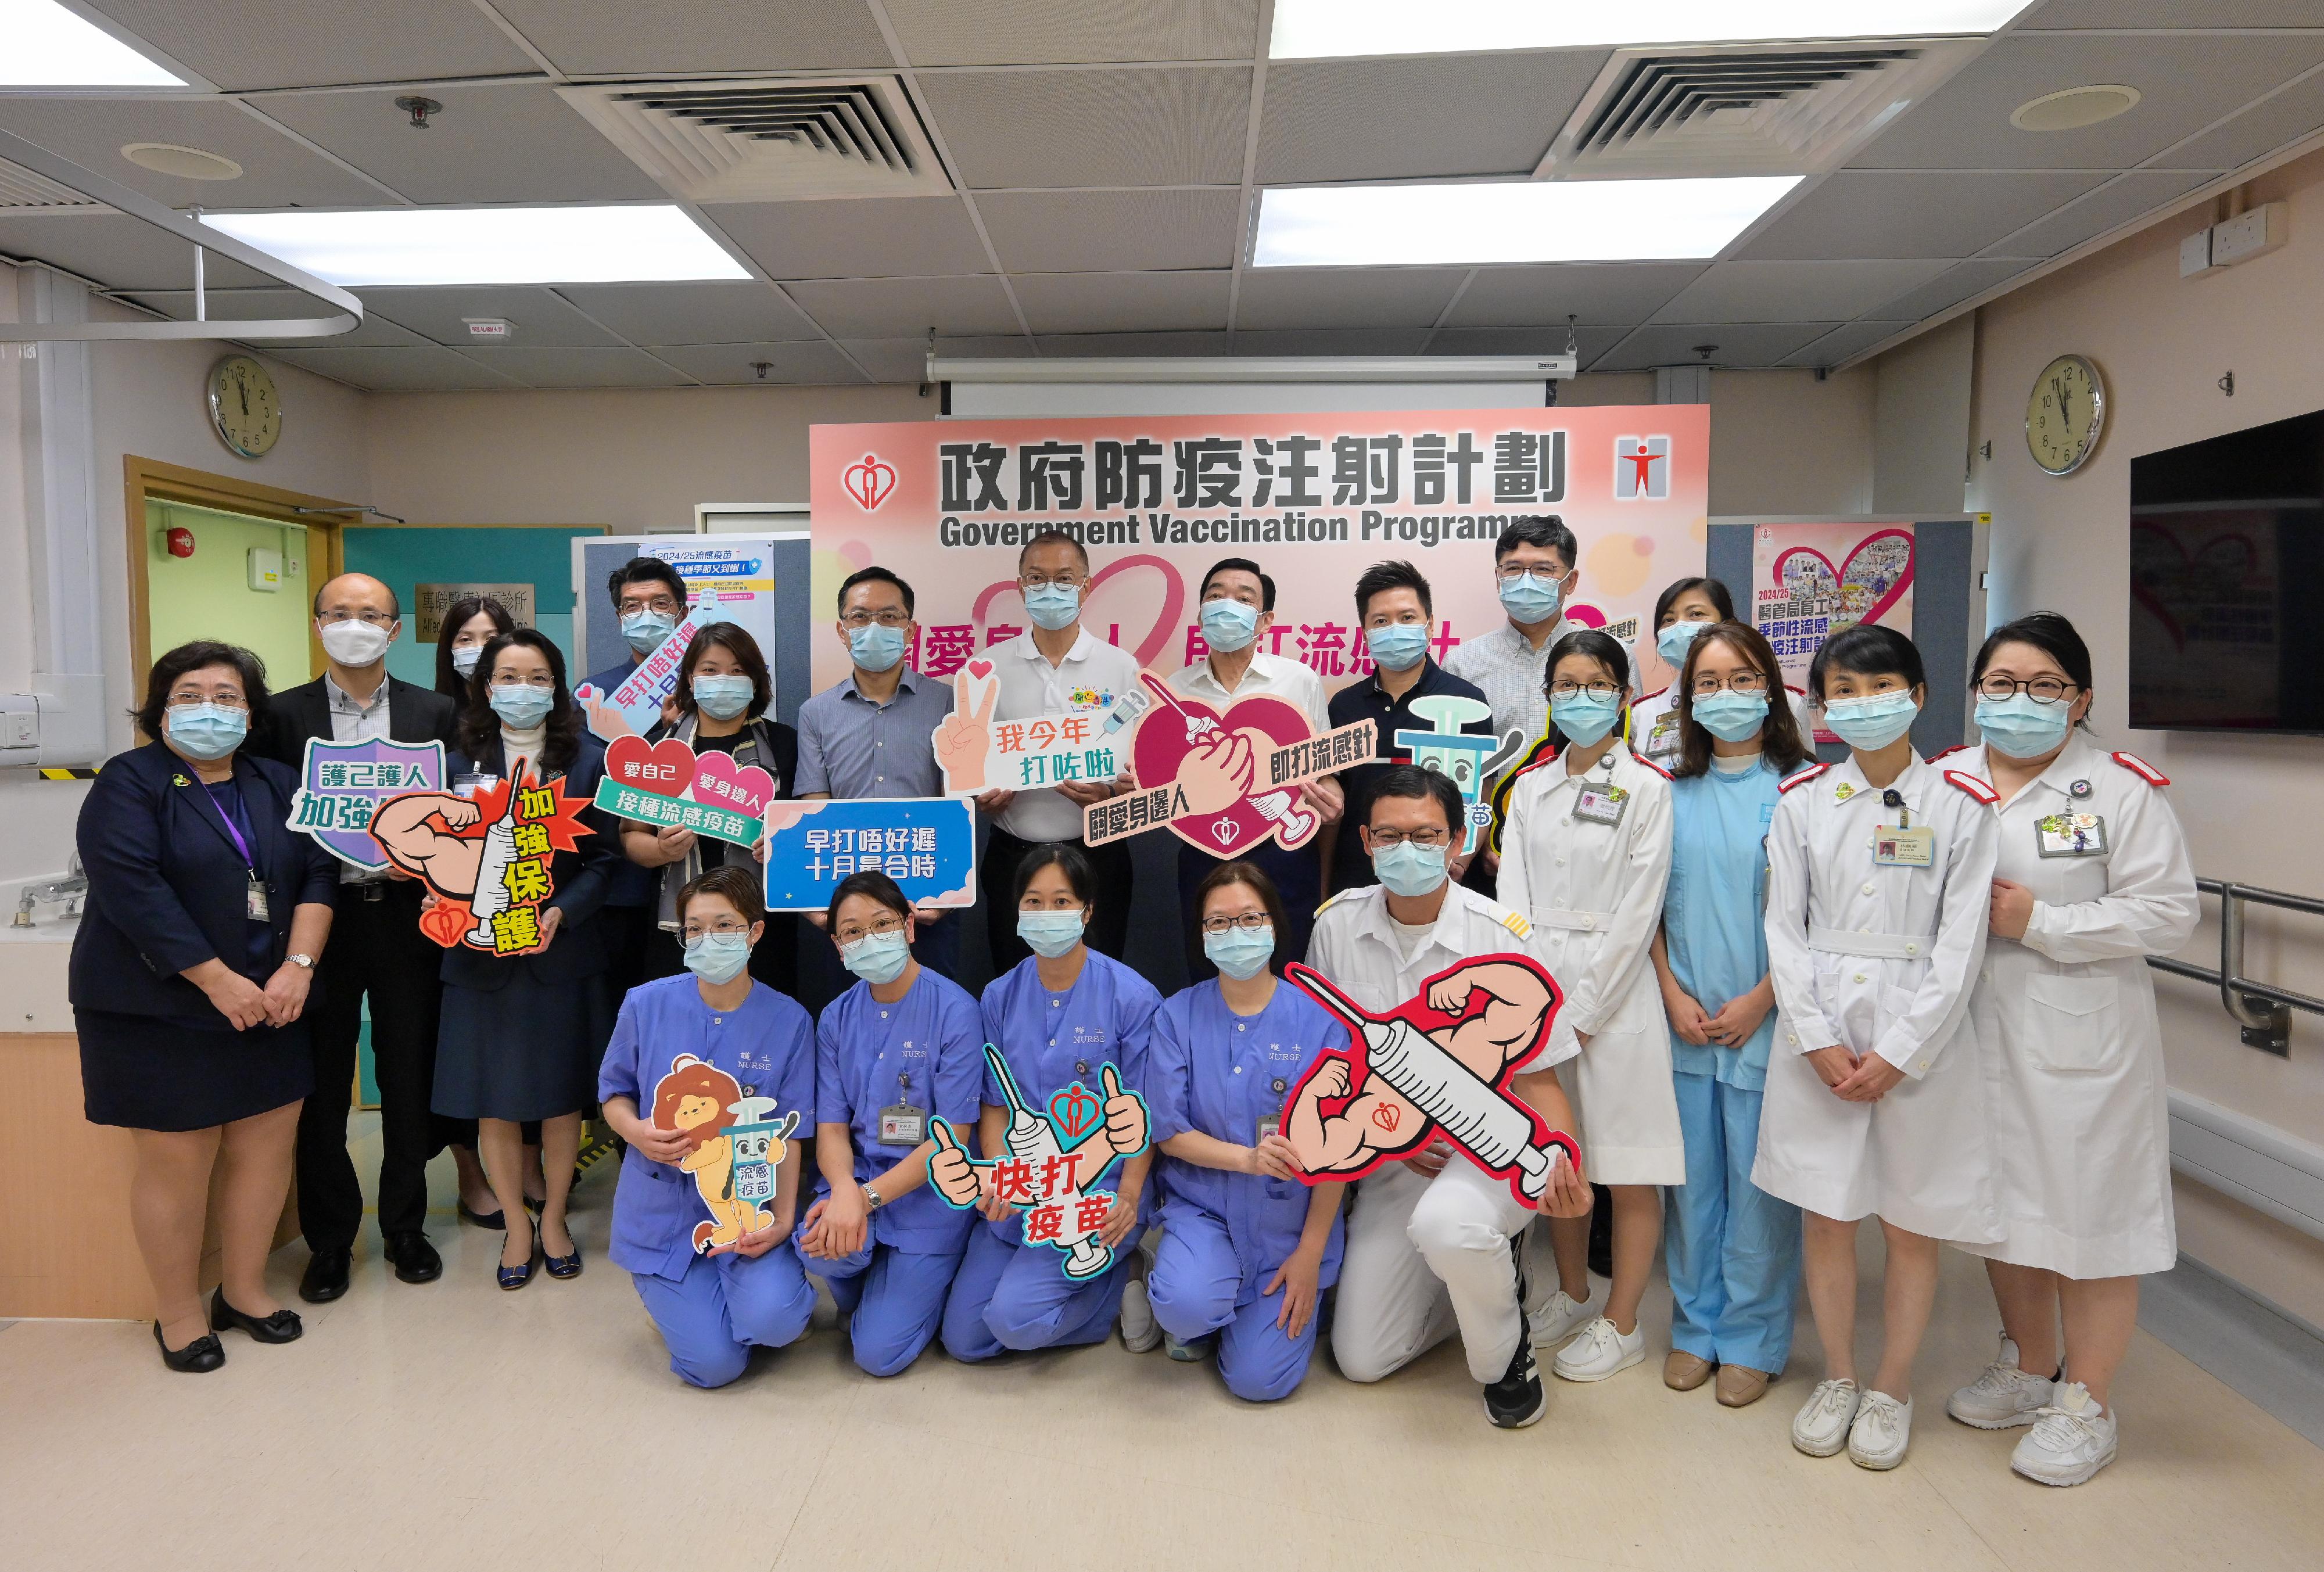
left=798, top=870, right=984, bottom=1376
left=599, top=866, right=817, bottom=1388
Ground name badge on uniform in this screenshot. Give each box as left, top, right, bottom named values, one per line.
left=1874, top=823, right=1936, bottom=867
left=1642, top=719, right=1680, bottom=760
left=246, top=873, right=270, bottom=921
left=879, top=1104, right=927, bottom=1147
left=2035, top=811, right=2107, bottom=858
left=451, top=771, right=497, bottom=799
left=1257, top=1114, right=1282, bottom=1144
left=1571, top=784, right=1629, bottom=827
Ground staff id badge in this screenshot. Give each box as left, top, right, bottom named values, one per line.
left=245, top=873, right=270, bottom=921
left=452, top=771, right=497, bottom=799
left=1874, top=823, right=1936, bottom=867
left=2036, top=811, right=2107, bottom=858
left=1572, top=783, right=1630, bottom=827
left=879, top=1103, right=927, bottom=1147
left=1642, top=717, right=1680, bottom=760
left=1257, top=1114, right=1282, bottom=1143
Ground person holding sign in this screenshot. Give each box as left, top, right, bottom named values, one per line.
left=598, top=867, right=817, bottom=1388
left=72, top=642, right=338, bottom=1372
left=796, top=870, right=984, bottom=1376
left=585, top=557, right=695, bottom=1004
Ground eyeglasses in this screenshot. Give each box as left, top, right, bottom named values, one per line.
left=1495, top=564, right=1565, bottom=584
left=1977, top=676, right=2079, bottom=704
left=835, top=914, right=906, bottom=945
left=621, top=595, right=682, bottom=616
left=1367, top=828, right=1450, bottom=850
left=168, top=688, right=246, bottom=708
left=1199, top=911, right=1272, bottom=936
left=840, top=609, right=911, bottom=629
left=1019, top=572, right=1085, bottom=590
left=1548, top=679, right=1621, bottom=699
left=318, top=609, right=396, bottom=627
left=680, top=919, right=753, bottom=941
left=1689, top=672, right=1770, bottom=698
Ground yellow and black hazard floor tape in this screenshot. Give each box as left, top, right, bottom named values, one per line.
left=35, top=767, right=98, bottom=780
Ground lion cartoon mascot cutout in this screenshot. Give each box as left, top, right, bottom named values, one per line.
left=650, top=1054, right=784, bottom=1252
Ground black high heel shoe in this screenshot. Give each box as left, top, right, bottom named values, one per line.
left=153, top=1319, right=225, bottom=1373
left=458, top=1200, right=507, bottom=1230
left=210, top=1288, right=304, bottom=1344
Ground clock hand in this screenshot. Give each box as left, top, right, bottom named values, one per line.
left=238, top=381, right=248, bottom=417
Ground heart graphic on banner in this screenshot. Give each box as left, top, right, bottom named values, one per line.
left=1771, top=527, right=1916, bottom=629
left=1131, top=687, right=1315, bottom=857
left=694, top=750, right=776, bottom=818
left=1049, top=1084, right=1102, bottom=1142
left=606, top=734, right=697, bottom=796
left=971, top=554, right=1186, bottom=669
left=842, top=453, right=896, bottom=511
left=2129, top=521, right=2260, bottom=654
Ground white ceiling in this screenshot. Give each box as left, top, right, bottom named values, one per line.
left=0, top=0, right=2318, bottom=390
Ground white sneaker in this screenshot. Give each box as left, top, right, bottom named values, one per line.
left=1848, top=1391, right=1914, bottom=1470
left=2011, top=1383, right=2118, bottom=1487
left=1528, top=1288, right=1597, bottom=1350
left=1792, top=1378, right=1860, bottom=1457
left=1552, top=1316, right=1645, bottom=1382
left=1118, top=1279, right=1160, bottom=1354
left=1947, top=1334, right=2053, bottom=1429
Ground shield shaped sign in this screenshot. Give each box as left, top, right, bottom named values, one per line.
left=287, top=736, right=448, bottom=871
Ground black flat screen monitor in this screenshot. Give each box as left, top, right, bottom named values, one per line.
left=2128, top=408, right=2324, bottom=734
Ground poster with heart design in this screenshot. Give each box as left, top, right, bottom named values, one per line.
left=592, top=733, right=773, bottom=848
left=1748, top=522, right=1916, bottom=742
left=933, top=660, right=1136, bottom=795
left=574, top=601, right=729, bottom=742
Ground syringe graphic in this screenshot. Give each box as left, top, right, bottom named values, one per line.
left=982, top=1045, right=1112, bottom=1279
left=463, top=761, right=525, bottom=948
left=1286, top=964, right=1573, bottom=1204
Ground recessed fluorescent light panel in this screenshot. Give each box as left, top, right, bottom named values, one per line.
left=198, top=206, right=750, bottom=288
left=1271, top=1, right=2029, bottom=58
left=1253, top=178, right=1801, bottom=267
left=3, top=0, right=186, bottom=86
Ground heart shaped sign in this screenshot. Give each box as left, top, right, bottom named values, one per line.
left=966, top=659, right=994, bottom=681
left=1771, top=527, right=1915, bottom=629
left=1130, top=687, right=1315, bottom=858
left=694, top=751, right=776, bottom=818
left=842, top=452, right=896, bottom=512
left=1049, top=1083, right=1102, bottom=1142
left=606, top=734, right=697, bottom=797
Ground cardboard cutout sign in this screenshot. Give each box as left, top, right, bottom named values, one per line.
left=574, top=602, right=729, bottom=742
left=1280, top=956, right=1579, bottom=1211
left=933, top=662, right=1140, bottom=795
left=368, top=758, right=593, bottom=955
left=1394, top=694, right=1526, bottom=855
left=758, top=796, right=975, bottom=912
left=286, top=736, right=446, bottom=871
left=595, top=733, right=772, bottom=848
left=649, top=1056, right=799, bottom=1253
left=926, top=1045, right=1152, bottom=1280
left=1081, top=670, right=1375, bottom=853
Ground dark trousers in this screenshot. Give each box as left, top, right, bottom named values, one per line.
left=982, top=827, right=1132, bottom=972
left=1175, top=837, right=1321, bottom=982
left=297, top=881, right=443, bottom=1249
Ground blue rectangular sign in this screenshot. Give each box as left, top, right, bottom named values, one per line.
left=759, top=796, right=977, bottom=913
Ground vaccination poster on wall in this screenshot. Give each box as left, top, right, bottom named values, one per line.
left=807, top=406, right=1710, bottom=701
left=573, top=534, right=815, bottom=728
left=1748, top=521, right=1916, bottom=743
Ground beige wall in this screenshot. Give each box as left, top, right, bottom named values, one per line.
left=1967, top=145, right=2324, bottom=1325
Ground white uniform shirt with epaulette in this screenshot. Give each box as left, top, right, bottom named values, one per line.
left=1628, top=682, right=1817, bottom=769
left=1305, top=881, right=1558, bottom=1061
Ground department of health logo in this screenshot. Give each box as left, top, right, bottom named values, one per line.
left=1613, top=435, right=1672, bottom=501
left=842, top=452, right=898, bottom=511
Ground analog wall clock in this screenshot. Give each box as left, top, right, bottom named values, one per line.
left=207, top=353, right=282, bottom=460
left=2025, top=353, right=2104, bottom=476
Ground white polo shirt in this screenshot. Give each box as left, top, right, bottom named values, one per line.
left=1167, top=649, right=1328, bottom=733
left=991, top=625, right=1142, bottom=844
left=1305, top=881, right=1556, bottom=1061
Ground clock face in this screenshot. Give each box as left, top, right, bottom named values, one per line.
left=207, top=354, right=282, bottom=460
left=2026, top=353, right=2104, bottom=476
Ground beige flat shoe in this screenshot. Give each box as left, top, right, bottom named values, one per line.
left=1716, top=1364, right=1772, bottom=1408
left=1665, top=1350, right=1715, bottom=1391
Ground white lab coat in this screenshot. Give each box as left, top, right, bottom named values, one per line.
left=1499, top=741, right=1683, bottom=1185
left=1753, top=751, right=2002, bottom=1241
left=1959, top=733, right=2198, bottom=1278
left=1629, top=683, right=1816, bottom=770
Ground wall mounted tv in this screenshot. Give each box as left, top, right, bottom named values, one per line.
left=2129, top=407, right=2324, bottom=734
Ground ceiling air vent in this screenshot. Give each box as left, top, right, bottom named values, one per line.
left=1538, top=38, right=1983, bottom=179
left=558, top=76, right=953, bottom=203
left=0, top=155, right=98, bottom=210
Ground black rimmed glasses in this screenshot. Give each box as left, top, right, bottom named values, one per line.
left=1976, top=675, right=2079, bottom=704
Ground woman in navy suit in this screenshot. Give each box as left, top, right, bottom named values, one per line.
left=72, top=642, right=339, bottom=1373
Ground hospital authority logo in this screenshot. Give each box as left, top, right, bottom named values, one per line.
left=1614, top=435, right=1672, bottom=501
left=842, top=451, right=898, bottom=512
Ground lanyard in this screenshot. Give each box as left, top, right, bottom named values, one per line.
left=203, top=782, right=256, bottom=870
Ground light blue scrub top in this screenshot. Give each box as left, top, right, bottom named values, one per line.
left=816, top=967, right=985, bottom=1252
left=1664, top=762, right=1784, bottom=1090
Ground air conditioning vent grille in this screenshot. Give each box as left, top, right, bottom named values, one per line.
left=0, top=156, right=97, bottom=210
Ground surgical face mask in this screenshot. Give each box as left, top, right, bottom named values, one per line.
left=1017, top=908, right=1086, bottom=959
left=166, top=702, right=248, bottom=760
left=1691, top=690, right=1769, bottom=744
left=1371, top=838, right=1448, bottom=899
left=1023, top=583, right=1081, bottom=631
left=489, top=684, right=554, bottom=730
left=1200, top=598, right=1260, bottom=654
left=1498, top=572, right=1562, bottom=626
left=319, top=619, right=394, bottom=667
left=619, top=608, right=677, bottom=654
left=683, top=932, right=752, bottom=986
left=840, top=928, right=912, bottom=985
left=848, top=622, right=906, bottom=673
left=1823, top=689, right=1919, bottom=751
left=450, top=645, right=483, bottom=678
left=1977, top=693, right=2072, bottom=759
left=1655, top=619, right=1709, bottom=666
left=692, top=674, right=754, bottom=721
left=1365, top=623, right=1428, bottom=673
left=1203, top=923, right=1275, bottom=981
left=1552, top=692, right=1623, bottom=746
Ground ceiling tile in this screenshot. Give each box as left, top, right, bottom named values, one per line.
left=0, top=211, right=273, bottom=292
left=256, top=84, right=664, bottom=205
left=917, top=67, right=1250, bottom=187
left=974, top=189, right=1241, bottom=271
left=1009, top=271, right=1230, bottom=333
left=0, top=96, right=389, bottom=208
left=351, top=287, right=626, bottom=347
left=486, top=0, right=893, bottom=75
left=1853, top=33, right=2324, bottom=171
left=1257, top=52, right=1609, bottom=184
left=1233, top=268, right=1468, bottom=330
left=885, top=0, right=1260, bottom=64
left=1648, top=260, right=1955, bottom=325
left=1231, top=328, right=1433, bottom=356
left=709, top=197, right=992, bottom=279
left=81, top=1, right=539, bottom=90
left=1780, top=321, right=1914, bottom=367
left=1866, top=257, right=2043, bottom=320
left=648, top=341, right=864, bottom=385
left=1032, top=331, right=1232, bottom=356
left=553, top=282, right=819, bottom=345
left=1428, top=325, right=1630, bottom=361
left=2157, top=69, right=2324, bottom=171
left=2024, top=1, right=2324, bottom=25
left=1735, top=170, right=2106, bottom=260
left=460, top=345, right=693, bottom=388
left=1978, top=167, right=2214, bottom=256
left=784, top=275, right=1023, bottom=337
left=1591, top=323, right=1838, bottom=372
left=1440, top=264, right=1709, bottom=328
left=123, top=289, right=429, bottom=347
left=267, top=344, right=526, bottom=392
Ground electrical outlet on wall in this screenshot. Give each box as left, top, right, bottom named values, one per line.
left=2211, top=202, right=2287, bottom=267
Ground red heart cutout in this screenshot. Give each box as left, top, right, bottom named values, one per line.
left=966, top=659, right=994, bottom=681
left=1370, top=1104, right=1400, bottom=1133
left=606, top=734, right=697, bottom=797
left=1132, top=686, right=1319, bottom=858
left=842, top=453, right=896, bottom=511
left=1770, top=528, right=1915, bottom=630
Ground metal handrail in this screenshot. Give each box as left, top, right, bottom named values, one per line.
left=2147, top=877, right=2324, bottom=1056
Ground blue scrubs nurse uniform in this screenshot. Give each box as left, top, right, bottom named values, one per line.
left=1145, top=980, right=1349, bottom=1402
left=1662, top=763, right=1802, bottom=1376
left=941, top=950, right=1161, bottom=1361
left=808, top=968, right=985, bottom=1376
left=598, top=974, right=819, bottom=1389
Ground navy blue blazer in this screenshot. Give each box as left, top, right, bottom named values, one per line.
left=439, top=731, right=622, bottom=993
left=70, top=741, right=340, bottom=1029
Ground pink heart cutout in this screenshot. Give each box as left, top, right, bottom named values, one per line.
left=1132, top=687, right=1315, bottom=857
left=966, top=659, right=994, bottom=681
left=1770, top=527, right=1916, bottom=630
left=693, top=751, right=776, bottom=818
left=842, top=453, right=896, bottom=511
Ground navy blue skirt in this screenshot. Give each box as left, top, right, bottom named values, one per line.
left=432, top=969, right=610, bottom=1124
left=78, top=1008, right=313, bottom=1132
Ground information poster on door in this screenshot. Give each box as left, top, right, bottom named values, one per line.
left=1749, top=522, right=1915, bottom=743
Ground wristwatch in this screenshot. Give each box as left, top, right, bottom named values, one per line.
left=287, top=953, right=314, bottom=970
left=862, top=1185, right=885, bottom=1211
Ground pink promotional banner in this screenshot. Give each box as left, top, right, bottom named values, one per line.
left=1747, top=520, right=1916, bottom=743
left=808, top=406, right=1710, bottom=699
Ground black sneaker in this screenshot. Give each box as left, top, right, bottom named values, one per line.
left=1485, top=1338, right=1547, bottom=1429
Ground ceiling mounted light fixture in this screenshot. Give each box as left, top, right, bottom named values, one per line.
left=198, top=204, right=751, bottom=288
left=2010, top=84, right=2141, bottom=132
left=3, top=0, right=187, bottom=86
left=1253, top=176, right=1799, bottom=267
left=121, top=142, right=242, bottom=180
left=1270, top=1, right=2030, bottom=59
